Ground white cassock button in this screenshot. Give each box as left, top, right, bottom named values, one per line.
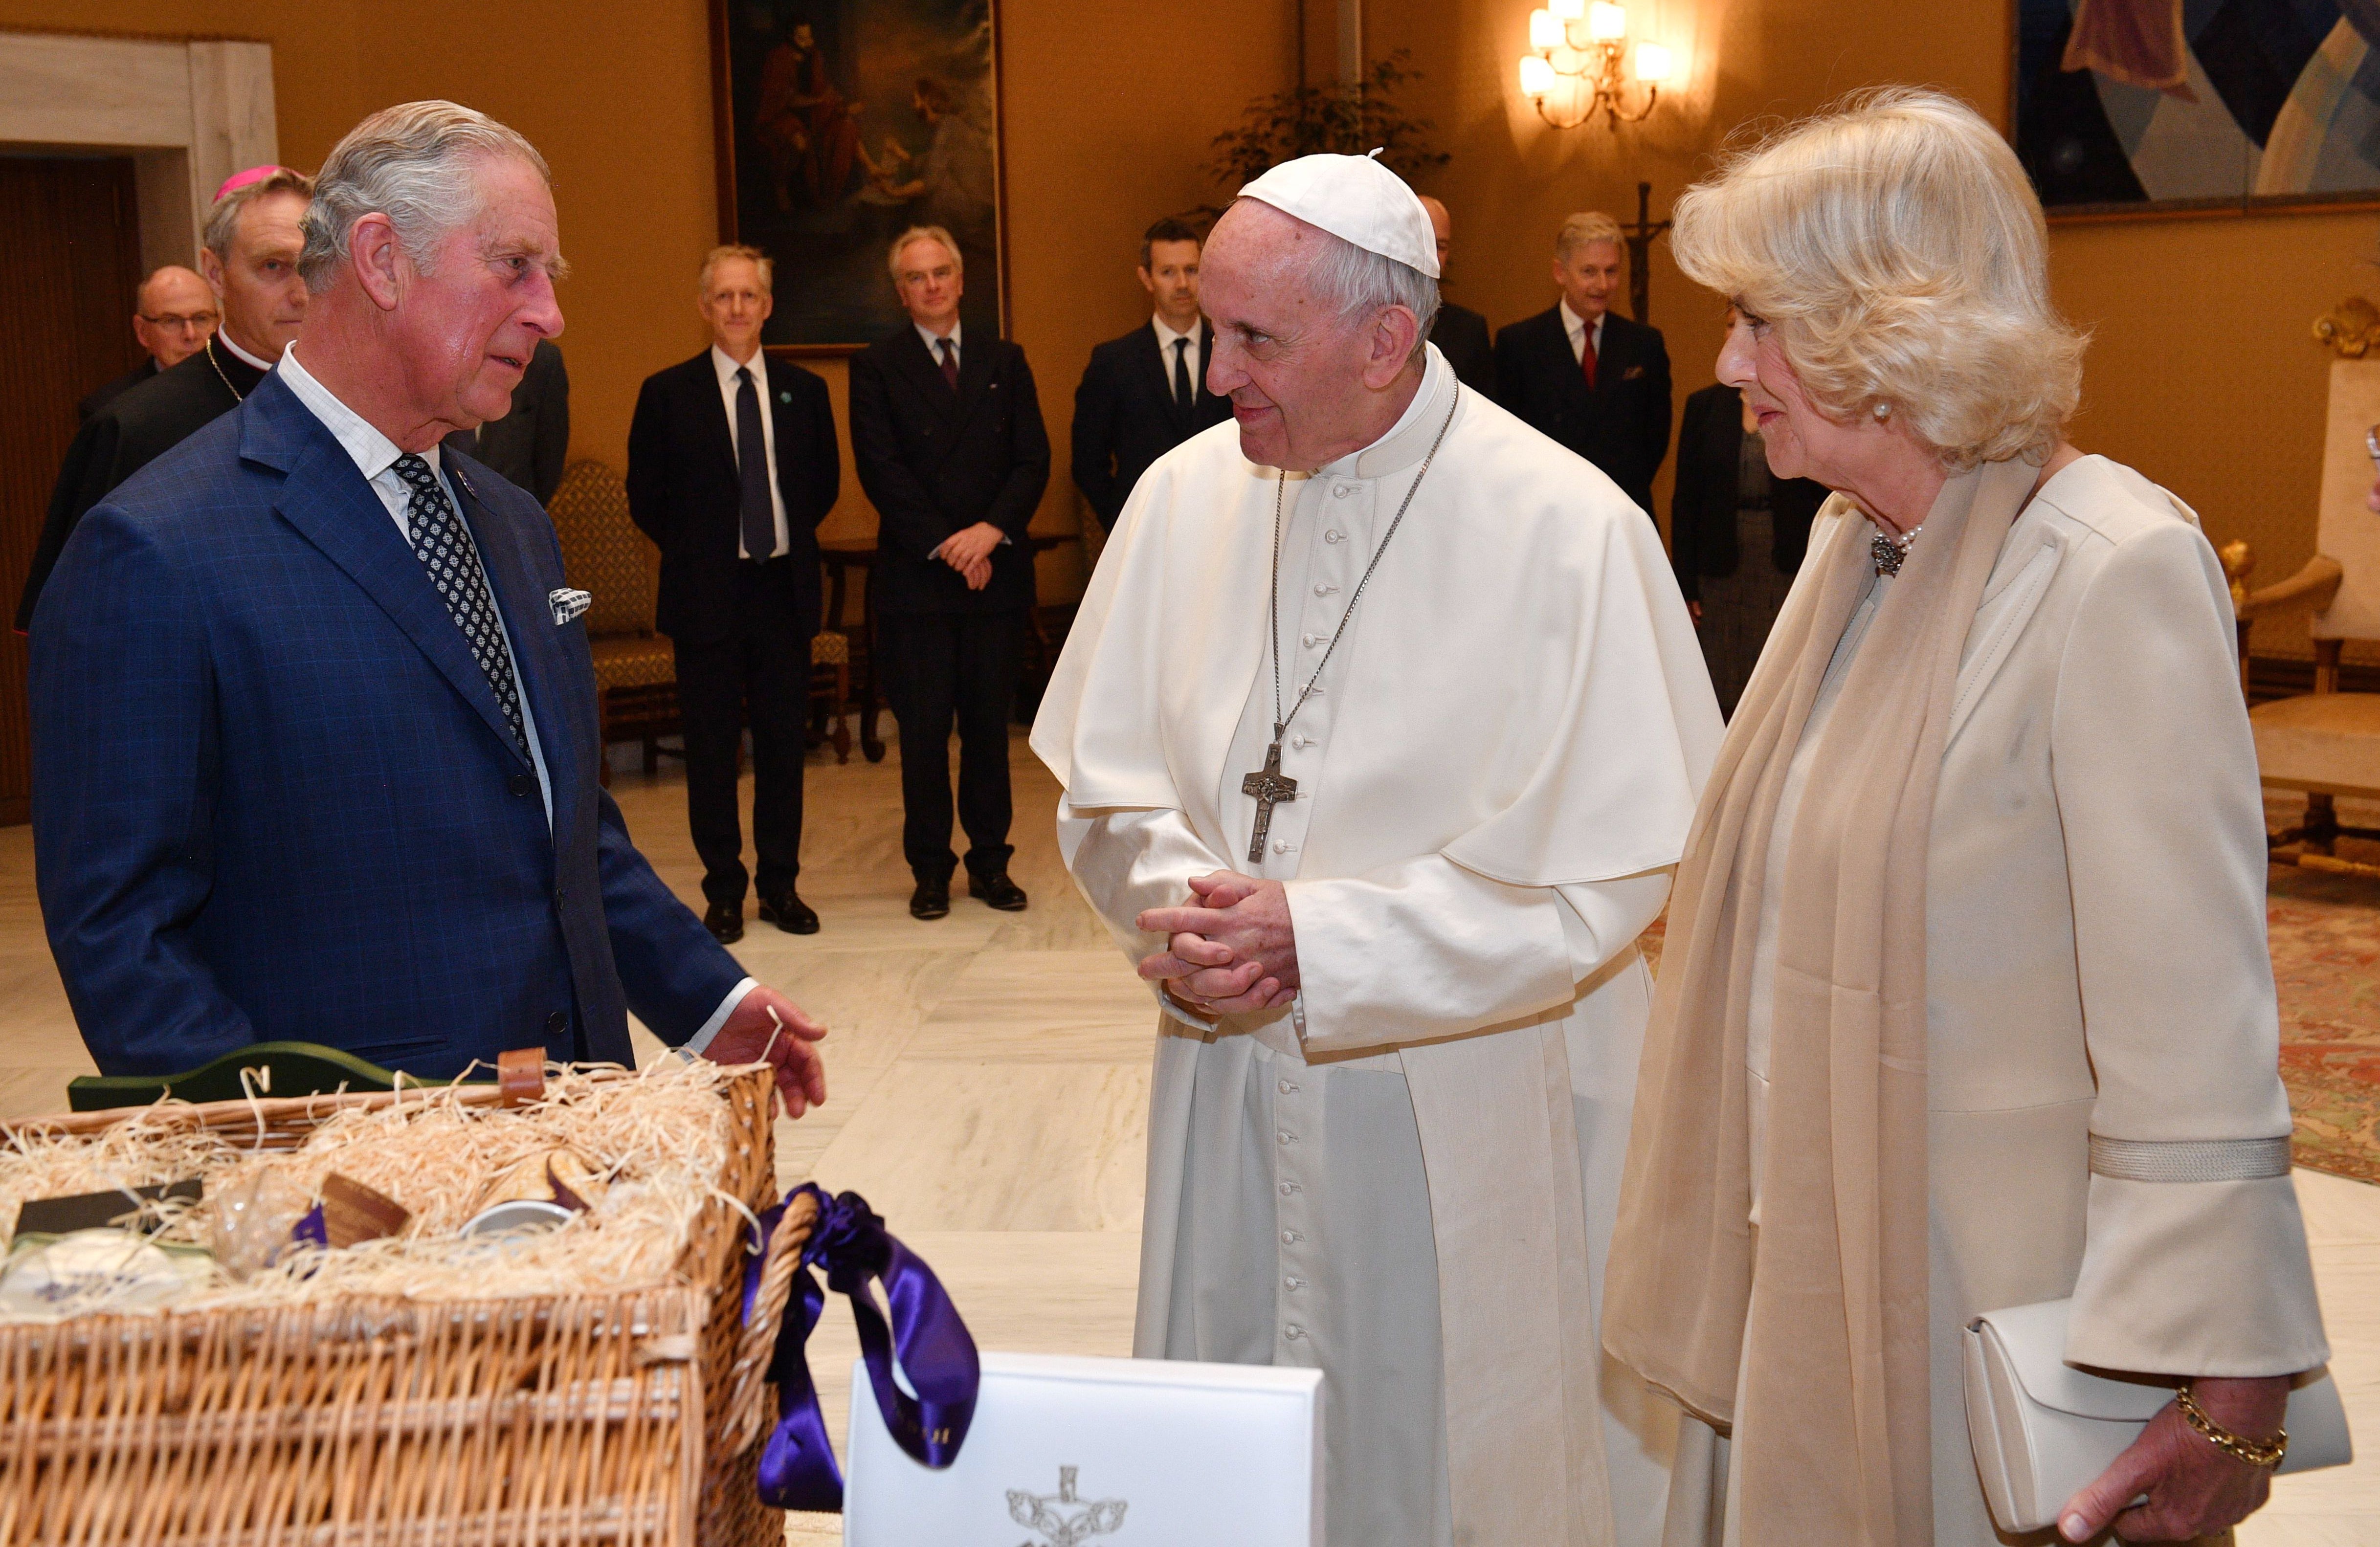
left=1281, top=1229, right=1303, bottom=1244
left=1291, top=734, right=1312, bottom=748
left=1273, top=839, right=1296, bottom=854
left=1285, top=1277, right=1306, bottom=1291
left=1277, top=1129, right=1297, bottom=1145
left=1278, top=1078, right=1299, bottom=1094
left=1332, top=484, right=1352, bottom=498
left=1301, top=632, right=1320, bottom=647
left=1314, top=582, right=1338, bottom=596
left=1324, top=530, right=1344, bottom=544
left=1284, top=1325, right=1307, bottom=1339
left=1279, top=1181, right=1300, bottom=1196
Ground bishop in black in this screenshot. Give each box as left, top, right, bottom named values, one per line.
left=19, top=337, right=265, bottom=631
left=627, top=247, right=839, bottom=940
left=849, top=227, right=1050, bottom=916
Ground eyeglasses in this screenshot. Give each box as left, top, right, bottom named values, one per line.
left=139, top=311, right=219, bottom=332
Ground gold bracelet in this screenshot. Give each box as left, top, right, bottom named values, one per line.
left=2175, top=1382, right=2288, bottom=1470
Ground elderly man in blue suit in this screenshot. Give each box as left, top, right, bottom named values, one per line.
left=28, top=101, right=827, bottom=1113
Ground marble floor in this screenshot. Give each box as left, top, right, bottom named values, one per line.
left=0, top=729, right=2373, bottom=1543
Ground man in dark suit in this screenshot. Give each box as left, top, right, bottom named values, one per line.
left=627, top=244, right=839, bottom=943
left=80, top=265, right=217, bottom=423
left=445, top=337, right=570, bottom=503
left=1070, top=217, right=1234, bottom=533
left=849, top=224, right=1050, bottom=921
left=1493, top=211, right=1673, bottom=518
left=28, top=101, right=824, bottom=1111
left=1417, top=196, right=1495, bottom=398
left=19, top=168, right=315, bottom=631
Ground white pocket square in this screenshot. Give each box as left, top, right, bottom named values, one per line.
left=549, top=588, right=592, bottom=626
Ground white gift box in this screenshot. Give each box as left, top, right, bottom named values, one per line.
left=843, top=1351, right=1324, bottom=1546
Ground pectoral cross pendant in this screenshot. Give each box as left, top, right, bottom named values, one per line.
left=1241, top=740, right=1299, bottom=864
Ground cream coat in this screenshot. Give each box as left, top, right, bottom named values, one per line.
left=1737, top=456, right=2330, bottom=1544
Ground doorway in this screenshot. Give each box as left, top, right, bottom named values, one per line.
left=0, top=154, right=145, bottom=825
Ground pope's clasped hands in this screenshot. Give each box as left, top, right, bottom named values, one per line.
left=1136, top=871, right=1300, bottom=1019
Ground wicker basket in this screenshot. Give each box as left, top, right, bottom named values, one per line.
left=0, top=1066, right=812, bottom=1546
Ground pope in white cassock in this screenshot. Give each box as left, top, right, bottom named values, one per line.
left=1030, top=154, right=1723, bottom=1547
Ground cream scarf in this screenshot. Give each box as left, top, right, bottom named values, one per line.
left=1603, top=456, right=2035, bottom=1546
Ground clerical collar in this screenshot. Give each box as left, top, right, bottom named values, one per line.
left=215, top=327, right=279, bottom=372
left=1318, top=343, right=1456, bottom=482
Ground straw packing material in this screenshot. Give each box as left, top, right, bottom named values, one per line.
left=0, top=1059, right=750, bottom=1314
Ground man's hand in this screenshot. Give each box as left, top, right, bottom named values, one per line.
left=961, top=555, right=993, bottom=590
left=1134, top=872, right=1298, bottom=1018
left=937, top=521, right=1004, bottom=576
left=2059, top=1375, right=2289, bottom=1543
left=700, top=983, right=829, bottom=1117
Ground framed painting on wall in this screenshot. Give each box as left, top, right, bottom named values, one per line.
left=2013, top=0, right=2380, bottom=219
left=709, top=0, right=1007, bottom=353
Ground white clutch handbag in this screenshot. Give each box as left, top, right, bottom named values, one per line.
left=1963, top=1298, right=2352, bottom=1535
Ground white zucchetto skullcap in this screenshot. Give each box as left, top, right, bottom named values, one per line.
left=1237, top=150, right=1442, bottom=280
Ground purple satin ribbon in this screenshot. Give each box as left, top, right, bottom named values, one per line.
left=741, top=1184, right=980, bottom=1511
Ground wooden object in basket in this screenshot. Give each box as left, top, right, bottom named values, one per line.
left=0, top=1065, right=809, bottom=1547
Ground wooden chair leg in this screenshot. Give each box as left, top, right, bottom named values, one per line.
left=832, top=663, right=851, bottom=764
left=2304, top=793, right=2340, bottom=855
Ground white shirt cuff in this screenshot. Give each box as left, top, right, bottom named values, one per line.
left=678, top=976, right=759, bottom=1059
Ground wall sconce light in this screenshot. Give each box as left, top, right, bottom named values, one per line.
left=1517, top=0, right=1678, bottom=131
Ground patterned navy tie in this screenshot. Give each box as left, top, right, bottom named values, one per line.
left=390, top=453, right=530, bottom=759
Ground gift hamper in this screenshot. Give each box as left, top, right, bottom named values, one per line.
left=0, top=1053, right=826, bottom=1546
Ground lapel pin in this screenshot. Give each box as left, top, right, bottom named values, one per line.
left=549, top=588, right=592, bottom=626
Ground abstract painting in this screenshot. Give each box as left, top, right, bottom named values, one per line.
left=2015, top=0, right=2380, bottom=215
left=712, top=0, right=1005, bottom=350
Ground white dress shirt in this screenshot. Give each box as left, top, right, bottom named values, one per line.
left=710, top=343, right=789, bottom=559
left=1151, top=315, right=1203, bottom=406
left=278, top=347, right=755, bottom=1053
left=1559, top=299, right=1605, bottom=367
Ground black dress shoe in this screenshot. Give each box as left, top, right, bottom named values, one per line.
left=968, top=872, right=1029, bottom=911
left=909, top=878, right=951, bottom=920
left=757, top=890, right=820, bottom=935
left=704, top=900, right=744, bottom=944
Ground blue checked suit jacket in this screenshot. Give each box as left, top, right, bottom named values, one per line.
left=29, top=370, right=745, bottom=1080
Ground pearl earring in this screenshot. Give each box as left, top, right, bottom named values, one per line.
left=1872, top=402, right=1891, bottom=420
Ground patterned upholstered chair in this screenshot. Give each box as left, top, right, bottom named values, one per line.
left=546, top=459, right=677, bottom=785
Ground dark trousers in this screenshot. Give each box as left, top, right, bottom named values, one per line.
left=875, top=607, right=1025, bottom=883
left=672, top=558, right=810, bottom=906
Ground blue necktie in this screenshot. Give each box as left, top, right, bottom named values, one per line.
left=736, top=365, right=775, bottom=560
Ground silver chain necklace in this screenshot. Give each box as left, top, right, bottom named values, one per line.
left=1239, top=383, right=1461, bottom=864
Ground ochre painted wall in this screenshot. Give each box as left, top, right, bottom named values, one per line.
left=0, top=0, right=1293, bottom=608
left=7, top=1, right=2368, bottom=630
left=1369, top=0, right=2370, bottom=654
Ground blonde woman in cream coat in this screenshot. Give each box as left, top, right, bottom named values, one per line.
left=1603, top=89, right=2328, bottom=1547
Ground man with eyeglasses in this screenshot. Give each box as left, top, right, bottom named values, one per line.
left=20, top=166, right=313, bottom=631
left=79, top=266, right=217, bottom=423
